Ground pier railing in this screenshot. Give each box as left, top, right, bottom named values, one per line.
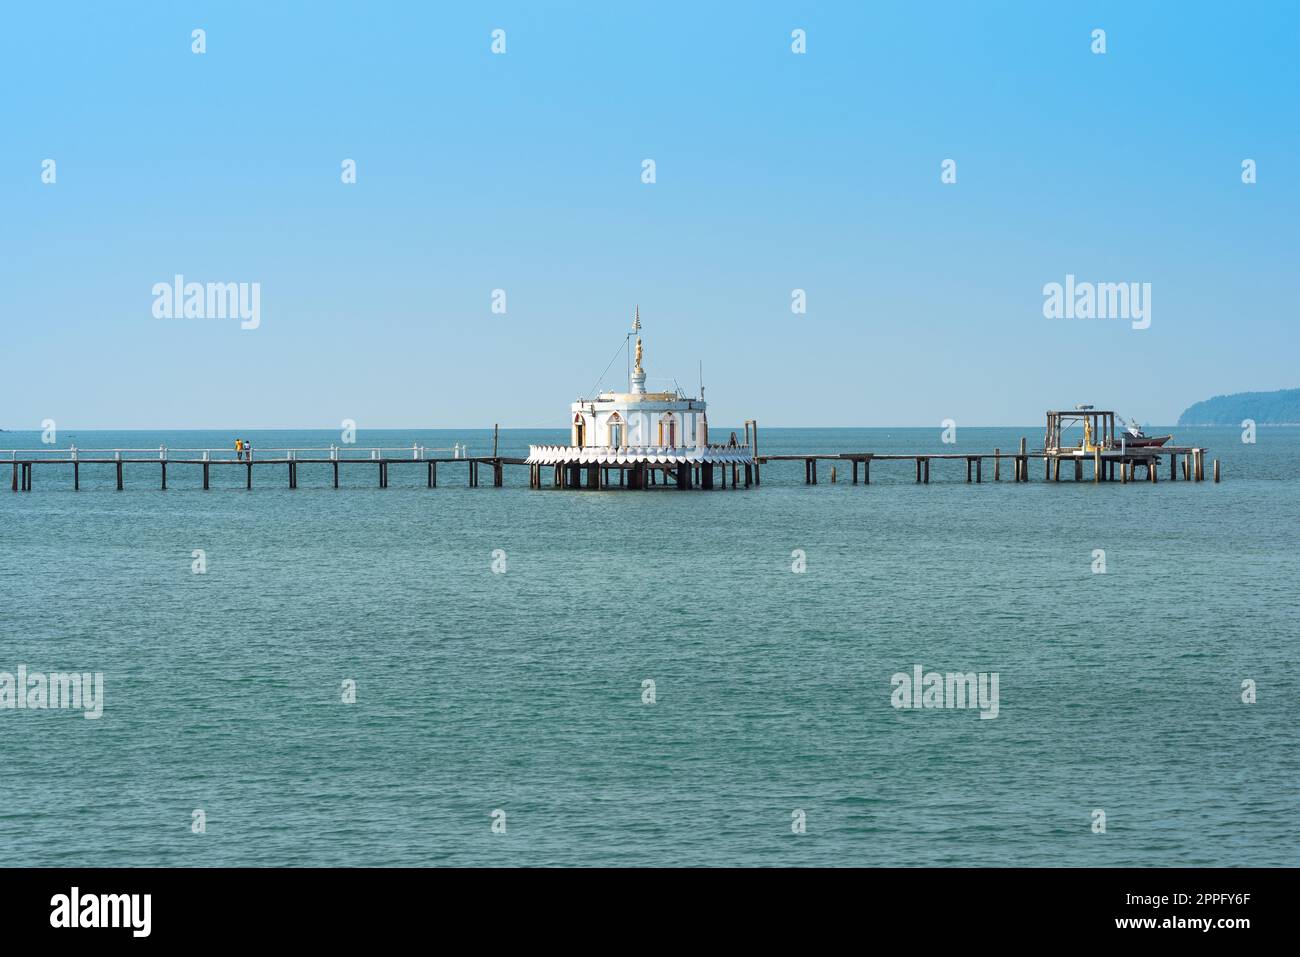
left=1, top=444, right=470, bottom=462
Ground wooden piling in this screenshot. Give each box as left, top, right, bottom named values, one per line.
left=246, top=463, right=252, bottom=490
left=117, top=461, right=124, bottom=491
left=10, top=462, right=16, bottom=492
left=830, top=465, right=837, bottom=484
left=994, top=449, right=1000, bottom=481
left=923, top=458, right=930, bottom=484
left=976, top=457, right=982, bottom=483
left=74, top=462, right=79, bottom=491
left=161, top=462, right=167, bottom=491
left=204, top=462, right=210, bottom=490
left=1214, top=458, right=1220, bottom=483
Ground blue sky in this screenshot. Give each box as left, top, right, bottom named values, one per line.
left=3, top=1, right=1297, bottom=428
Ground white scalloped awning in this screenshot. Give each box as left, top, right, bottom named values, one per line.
left=526, top=445, right=754, bottom=466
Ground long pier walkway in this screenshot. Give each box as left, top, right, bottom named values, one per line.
left=5, top=446, right=525, bottom=491
left=4, top=439, right=1219, bottom=491
left=759, top=440, right=1218, bottom=485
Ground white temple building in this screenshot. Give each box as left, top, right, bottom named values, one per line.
left=527, top=308, right=755, bottom=490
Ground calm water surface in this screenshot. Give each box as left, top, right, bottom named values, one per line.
left=1, top=427, right=1296, bottom=865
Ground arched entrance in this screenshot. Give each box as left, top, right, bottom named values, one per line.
left=572, top=413, right=586, bottom=447
left=658, top=413, right=677, bottom=447
left=607, top=412, right=625, bottom=448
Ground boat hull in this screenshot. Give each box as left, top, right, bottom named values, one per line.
left=1123, top=435, right=1172, bottom=448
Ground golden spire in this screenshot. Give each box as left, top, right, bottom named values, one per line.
left=633, top=305, right=643, bottom=374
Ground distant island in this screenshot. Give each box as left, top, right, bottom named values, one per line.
left=1178, top=388, right=1300, bottom=426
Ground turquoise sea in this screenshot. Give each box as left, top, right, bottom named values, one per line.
left=1, top=426, right=1296, bottom=866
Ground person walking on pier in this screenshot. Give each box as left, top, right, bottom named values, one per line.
left=235, top=438, right=244, bottom=461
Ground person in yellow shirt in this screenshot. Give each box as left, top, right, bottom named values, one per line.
left=235, top=438, right=244, bottom=461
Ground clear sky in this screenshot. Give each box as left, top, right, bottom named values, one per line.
left=3, top=1, right=1297, bottom=429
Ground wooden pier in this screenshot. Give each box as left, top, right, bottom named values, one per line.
left=4, top=443, right=1217, bottom=491
left=3, top=414, right=1218, bottom=493
left=4, top=445, right=526, bottom=492
left=759, top=441, right=1217, bottom=485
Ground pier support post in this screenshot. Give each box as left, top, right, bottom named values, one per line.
left=1019, top=438, right=1028, bottom=483
left=1150, top=458, right=1158, bottom=483
left=10, top=462, right=16, bottom=492
left=915, top=458, right=922, bottom=483
left=333, top=461, right=339, bottom=489
left=852, top=459, right=858, bottom=484
left=1169, top=454, right=1176, bottom=481
left=965, top=458, right=972, bottom=483
left=976, top=457, right=982, bottom=483
left=744, top=464, right=752, bottom=487
left=203, top=462, right=210, bottom=490
left=1214, top=458, right=1220, bottom=483
left=863, top=457, right=870, bottom=485
left=117, top=461, right=124, bottom=491
left=1093, top=447, right=1101, bottom=483
left=923, top=458, right=930, bottom=484
left=994, top=450, right=1000, bottom=481
left=161, top=462, right=167, bottom=491
left=74, top=462, right=79, bottom=491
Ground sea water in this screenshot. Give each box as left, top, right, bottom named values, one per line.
left=1, top=427, right=1296, bottom=866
